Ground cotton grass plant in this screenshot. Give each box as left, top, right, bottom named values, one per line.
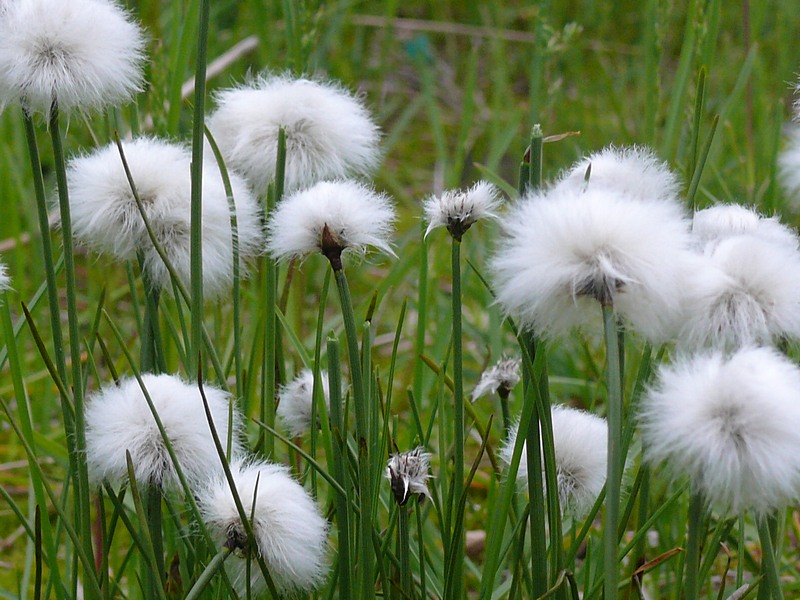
left=3, top=2, right=800, bottom=600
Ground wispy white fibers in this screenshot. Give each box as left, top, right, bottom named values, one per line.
left=640, top=347, right=800, bottom=516
left=679, top=235, right=800, bottom=349
left=691, top=203, right=798, bottom=251
left=0, top=260, right=10, bottom=293
left=266, top=180, right=395, bottom=261
left=423, top=180, right=501, bottom=240
left=65, top=137, right=264, bottom=297
left=0, top=0, right=145, bottom=115
left=277, top=369, right=331, bottom=437
left=555, top=146, right=681, bottom=204
left=386, top=447, right=433, bottom=506
left=85, top=373, right=243, bottom=489
left=500, top=405, right=608, bottom=517
left=207, top=74, right=381, bottom=193
left=471, top=357, right=520, bottom=401
left=491, top=184, right=693, bottom=341
left=199, top=459, right=329, bottom=595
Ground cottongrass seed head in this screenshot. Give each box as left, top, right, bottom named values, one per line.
left=277, top=369, right=331, bottom=437
left=66, top=137, right=264, bottom=297
left=679, top=234, right=800, bottom=349
left=691, top=203, right=798, bottom=252
left=0, top=0, right=145, bottom=116
left=85, top=373, right=243, bottom=490
left=386, top=447, right=432, bottom=506
left=471, top=357, right=520, bottom=401
left=555, top=146, right=681, bottom=204
left=266, top=179, right=395, bottom=265
left=491, top=183, right=693, bottom=342
left=198, top=458, right=329, bottom=595
left=423, top=180, right=501, bottom=241
left=207, top=73, right=381, bottom=193
left=0, top=260, right=10, bottom=293
left=640, top=346, right=800, bottom=516
left=500, top=405, right=607, bottom=518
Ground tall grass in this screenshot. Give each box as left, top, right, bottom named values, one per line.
left=2, top=1, right=800, bottom=599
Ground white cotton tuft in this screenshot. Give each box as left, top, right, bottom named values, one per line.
left=207, top=74, right=381, bottom=193
left=66, top=137, right=191, bottom=261
left=85, top=373, right=244, bottom=490
left=277, top=369, right=331, bottom=437
left=0, top=260, right=10, bottom=293
left=640, top=346, right=800, bottom=516
left=0, top=0, right=145, bottom=116
left=141, top=158, right=265, bottom=298
left=198, top=459, right=330, bottom=595
left=499, top=405, right=607, bottom=518
left=386, top=447, right=432, bottom=506
left=471, top=357, right=520, bottom=401
left=491, top=184, right=693, bottom=342
left=691, top=203, right=798, bottom=251
left=423, top=180, right=501, bottom=240
left=65, top=137, right=264, bottom=298
left=555, top=146, right=681, bottom=204
left=678, top=235, right=800, bottom=349
left=266, top=179, right=395, bottom=262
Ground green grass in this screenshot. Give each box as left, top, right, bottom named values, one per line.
left=2, top=0, right=800, bottom=598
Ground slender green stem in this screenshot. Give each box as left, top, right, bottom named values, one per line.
left=684, top=490, right=706, bottom=600
left=413, top=221, right=429, bottom=416
left=398, top=507, right=412, bottom=598
left=602, top=303, right=623, bottom=600
left=184, top=549, right=232, bottom=600
left=144, top=488, right=165, bottom=592
left=189, top=0, right=211, bottom=375
left=757, top=516, right=784, bottom=600
left=327, top=334, right=352, bottom=600
left=332, top=265, right=372, bottom=598
left=522, top=333, right=548, bottom=598
left=21, top=111, right=68, bottom=387
left=49, top=104, right=93, bottom=578
left=447, top=237, right=465, bottom=600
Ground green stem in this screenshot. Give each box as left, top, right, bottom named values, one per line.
left=332, top=266, right=372, bottom=599
left=684, top=490, right=706, bottom=600
left=189, top=0, right=211, bottom=375
left=522, top=333, right=548, bottom=598
left=602, top=303, right=623, bottom=600
left=398, top=507, right=412, bottom=598
left=326, top=334, right=352, bottom=600
left=21, top=111, right=68, bottom=386
left=184, top=548, right=232, bottom=600
left=447, top=237, right=465, bottom=600
left=49, top=104, right=93, bottom=578
left=144, top=488, right=165, bottom=592
left=757, top=516, right=784, bottom=600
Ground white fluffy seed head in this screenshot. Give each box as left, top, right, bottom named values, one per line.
left=207, top=74, right=381, bottom=194
left=471, top=357, right=520, bottom=401
left=277, top=369, right=331, bottom=437
left=65, top=137, right=264, bottom=298
left=691, top=203, right=798, bottom=251
left=266, top=179, right=396, bottom=262
left=0, top=0, right=145, bottom=116
left=678, top=235, right=800, bottom=349
left=141, top=158, right=265, bottom=298
left=555, top=146, right=681, bottom=204
left=0, top=260, right=10, bottom=293
left=640, top=347, right=800, bottom=516
left=491, top=185, right=693, bottom=342
left=386, top=447, right=432, bottom=506
left=84, top=373, right=244, bottom=490
left=499, top=405, right=607, bottom=518
left=198, top=459, right=330, bottom=595
left=423, top=180, right=501, bottom=240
